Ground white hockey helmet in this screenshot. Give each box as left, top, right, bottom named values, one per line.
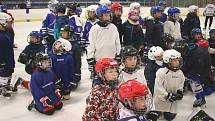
left=188, top=5, right=199, bottom=13
left=0, top=12, right=11, bottom=27
left=162, top=49, right=181, bottom=63
left=99, top=0, right=111, bottom=6
left=130, top=2, right=141, bottom=10
left=48, top=0, right=59, bottom=12
left=87, top=5, right=98, bottom=12
left=53, top=38, right=72, bottom=53
left=148, top=46, right=164, bottom=60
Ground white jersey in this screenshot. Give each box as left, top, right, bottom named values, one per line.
left=117, top=107, right=147, bottom=121
left=164, top=21, right=181, bottom=40
left=204, top=4, right=215, bottom=16
left=87, top=23, right=121, bottom=61
left=153, top=67, right=185, bottom=113
left=119, top=67, right=147, bottom=85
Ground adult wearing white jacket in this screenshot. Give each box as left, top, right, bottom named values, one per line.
left=203, top=4, right=215, bottom=30
left=164, top=7, right=182, bottom=40
left=87, top=5, right=121, bottom=79
left=148, top=49, right=185, bottom=121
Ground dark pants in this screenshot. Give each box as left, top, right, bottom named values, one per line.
left=204, top=16, right=213, bottom=29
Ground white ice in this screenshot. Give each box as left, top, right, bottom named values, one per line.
left=0, top=17, right=215, bottom=121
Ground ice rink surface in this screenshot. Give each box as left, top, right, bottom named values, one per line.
left=0, top=16, right=215, bottom=121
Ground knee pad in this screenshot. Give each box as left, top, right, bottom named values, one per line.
left=163, top=112, right=176, bottom=121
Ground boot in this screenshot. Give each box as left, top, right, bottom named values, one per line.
left=13, top=77, right=23, bottom=92
left=193, top=98, right=206, bottom=108
left=0, top=87, right=11, bottom=97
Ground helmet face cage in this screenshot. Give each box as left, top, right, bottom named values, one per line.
left=60, top=25, right=74, bottom=39
left=27, top=32, right=42, bottom=45
left=52, top=41, right=64, bottom=54
left=35, top=53, right=52, bottom=71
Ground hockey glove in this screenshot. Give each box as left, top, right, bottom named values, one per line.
left=18, top=53, right=27, bottom=64
left=55, top=89, right=61, bottom=99
left=40, top=96, right=52, bottom=107
left=146, top=111, right=160, bottom=121
left=167, top=93, right=177, bottom=102
left=87, top=58, right=96, bottom=72
left=176, top=90, right=183, bottom=100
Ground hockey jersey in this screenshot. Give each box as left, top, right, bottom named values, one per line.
left=117, top=107, right=147, bottom=121
left=87, top=23, right=121, bottom=61
left=153, top=67, right=185, bottom=113
left=30, top=70, right=60, bottom=112
left=68, top=15, right=85, bottom=35
left=82, top=19, right=98, bottom=42
left=42, top=12, right=56, bottom=35
left=204, top=4, right=215, bottom=16
left=0, top=30, right=15, bottom=73
left=50, top=52, right=75, bottom=91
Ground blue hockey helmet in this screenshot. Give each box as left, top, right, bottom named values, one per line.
left=0, top=5, right=7, bottom=12
left=191, top=28, right=202, bottom=36
left=158, top=0, right=167, bottom=6
left=167, top=7, right=179, bottom=16
left=150, top=6, right=162, bottom=15
left=96, top=5, right=111, bottom=17
left=209, top=29, right=215, bottom=34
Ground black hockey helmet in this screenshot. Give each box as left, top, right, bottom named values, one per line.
left=60, top=25, right=74, bottom=33
left=120, top=45, right=139, bottom=57
left=55, top=3, right=66, bottom=14
left=172, top=38, right=188, bottom=56
left=162, top=33, right=175, bottom=43
left=35, top=53, right=52, bottom=71
left=67, top=3, right=82, bottom=16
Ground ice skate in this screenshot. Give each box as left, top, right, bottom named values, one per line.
left=27, top=100, right=35, bottom=111
left=193, top=98, right=206, bottom=108
left=12, top=77, right=23, bottom=92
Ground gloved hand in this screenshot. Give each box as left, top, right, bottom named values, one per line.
left=146, top=111, right=160, bottom=121
left=87, top=58, right=96, bottom=72
left=40, top=96, right=52, bottom=107
left=55, top=89, right=61, bottom=99
left=176, top=90, right=183, bottom=100
left=167, top=93, right=177, bottom=102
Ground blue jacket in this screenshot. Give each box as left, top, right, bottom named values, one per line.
left=54, top=15, right=69, bottom=40
left=30, top=70, right=60, bottom=112
left=42, top=12, right=56, bottom=29
left=50, top=52, right=75, bottom=91
left=0, top=30, right=15, bottom=72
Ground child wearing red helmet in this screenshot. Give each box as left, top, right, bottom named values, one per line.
left=117, top=80, right=152, bottom=121
left=82, top=58, right=120, bottom=120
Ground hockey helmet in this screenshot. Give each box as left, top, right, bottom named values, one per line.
left=0, top=12, right=11, bottom=27
left=55, top=3, right=66, bottom=14
left=111, top=2, right=122, bottom=11
left=67, top=3, right=82, bottom=16
left=96, top=5, right=111, bottom=17
left=48, top=0, right=59, bottom=12
left=118, top=80, right=152, bottom=115
left=130, top=2, right=141, bottom=10
left=150, top=6, right=162, bottom=15
left=188, top=5, right=199, bottom=13
left=35, top=53, right=52, bottom=71
left=163, top=49, right=182, bottom=71
left=52, top=38, right=72, bottom=54
left=99, top=0, right=111, bottom=6
left=148, top=46, right=164, bottom=60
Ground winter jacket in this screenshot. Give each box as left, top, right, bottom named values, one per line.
left=87, top=22, right=121, bottom=61
left=82, top=79, right=119, bottom=121
left=145, top=18, right=164, bottom=47
left=112, top=15, right=123, bottom=44
left=154, top=67, right=185, bottom=113
left=183, top=44, right=212, bottom=87
left=183, top=13, right=201, bottom=39
left=122, top=19, right=145, bottom=49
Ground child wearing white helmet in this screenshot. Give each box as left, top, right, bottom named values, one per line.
left=50, top=38, right=75, bottom=100
left=147, top=49, right=185, bottom=121
left=144, top=46, right=164, bottom=95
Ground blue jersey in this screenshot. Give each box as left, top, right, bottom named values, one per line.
left=30, top=70, right=60, bottom=112
left=117, top=116, right=147, bottom=121
left=42, top=12, right=56, bottom=29
left=160, top=13, right=167, bottom=23
left=68, top=15, right=84, bottom=35
left=53, top=15, right=69, bottom=40
left=50, top=52, right=75, bottom=91
left=82, top=19, right=97, bottom=42
left=0, top=30, right=15, bottom=71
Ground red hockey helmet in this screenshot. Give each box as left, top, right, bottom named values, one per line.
left=118, top=80, right=149, bottom=104
left=111, top=2, right=122, bottom=11
left=196, top=39, right=209, bottom=48
left=95, top=58, right=118, bottom=75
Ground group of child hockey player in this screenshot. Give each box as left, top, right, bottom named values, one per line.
left=1, top=0, right=215, bottom=120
